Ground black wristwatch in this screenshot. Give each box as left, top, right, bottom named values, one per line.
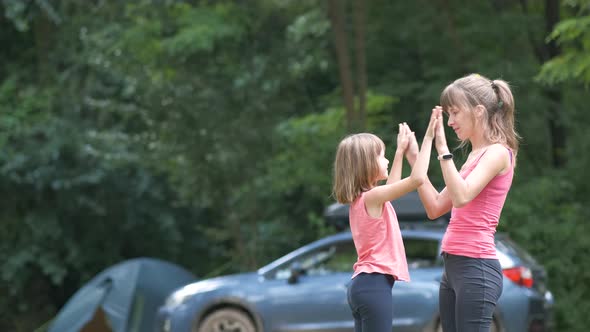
left=437, top=153, right=453, bottom=161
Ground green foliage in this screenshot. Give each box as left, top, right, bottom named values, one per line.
left=268, top=92, right=397, bottom=201
left=528, top=10, right=590, bottom=328
left=2, top=0, right=31, bottom=31
left=537, top=2, right=590, bottom=86
left=286, top=7, right=331, bottom=77
left=161, top=3, right=245, bottom=55
left=243, top=93, right=398, bottom=264
left=0, top=0, right=589, bottom=331
left=0, top=72, right=208, bottom=329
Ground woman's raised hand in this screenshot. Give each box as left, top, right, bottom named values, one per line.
left=433, top=106, right=449, bottom=154
left=425, top=108, right=438, bottom=140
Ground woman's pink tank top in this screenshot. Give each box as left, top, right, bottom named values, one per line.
left=441, top=147, right=514, bottom=259
left=349, top=192, right=410, bottom=281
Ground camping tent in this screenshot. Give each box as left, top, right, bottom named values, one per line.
left=48, top=257, right=196, bottom=332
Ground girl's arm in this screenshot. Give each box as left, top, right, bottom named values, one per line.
left=386, top=149, right=405, bottom=185
left=365, top=114, right=436, bottom=212
left=405, top=109, right=453, bottom=219
left=386, top=123, right=409, bottom=185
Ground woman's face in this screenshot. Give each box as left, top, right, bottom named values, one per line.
left=446, top=105, right=475, bottom=141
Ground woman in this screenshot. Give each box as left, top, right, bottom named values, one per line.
left=405, top=73, right=520, bottom=331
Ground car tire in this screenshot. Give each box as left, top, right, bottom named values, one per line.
left=197, top=308, right=256, bottom=332
left=436, top=319, right=498, bottom=332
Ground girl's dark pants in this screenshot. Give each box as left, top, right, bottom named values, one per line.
left=439, top=252, right=503, bottom=332
left=347, top=272, right=395, bottom=332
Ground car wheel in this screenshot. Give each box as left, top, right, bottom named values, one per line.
left=436, top=319, right=498, bottom=332
left=197, top=308, right=256, bottom=332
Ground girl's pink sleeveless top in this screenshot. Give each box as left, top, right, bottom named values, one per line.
left=441, top=148, right=514, bottom=259
left=349, top=192, right=410, bottom=281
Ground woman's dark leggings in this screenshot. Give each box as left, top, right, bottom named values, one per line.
left=347, top=272, right=395, bottom=332
left=439, top=252, right=503, bottom=332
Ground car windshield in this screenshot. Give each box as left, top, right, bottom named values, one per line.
left=271, top=240, right=357, bottom=280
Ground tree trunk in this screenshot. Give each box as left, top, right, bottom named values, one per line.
left=353, top=0, right=367, bottom=131
left=438, top=0, right=469, bottom=72
left=328, top=0, right=357, bottom=132
left=33, top=11, right=54, bottom=85
left=520, top=0, right=566, bottom=168
left=544, top=0, right=566, bottom=168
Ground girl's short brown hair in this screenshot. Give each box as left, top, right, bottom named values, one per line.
left=332, top=133, right=385, bottom=204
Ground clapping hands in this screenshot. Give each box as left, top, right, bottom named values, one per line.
left=395, top=122, right=418, bottom=166
left=397, top=123, right=410, bottom=152
left=398, top=106, right=444, bottom=166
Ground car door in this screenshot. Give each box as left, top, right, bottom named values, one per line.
left=259, top=240, right=357, bottom=332
left=389, top=236, right=443, bottom=332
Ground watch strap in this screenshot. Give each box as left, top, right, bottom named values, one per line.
left=437, top=153, right=453, bottom=161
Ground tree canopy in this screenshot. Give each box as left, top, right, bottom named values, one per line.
left=0, top=1, right=589, bottom=331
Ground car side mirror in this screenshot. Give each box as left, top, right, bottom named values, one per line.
left=287, top=262, right=303, bottom=284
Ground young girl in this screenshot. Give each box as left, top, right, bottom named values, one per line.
left=405, top=73, right=520, bottom=331
left=332, top=116, right=436, bottom=332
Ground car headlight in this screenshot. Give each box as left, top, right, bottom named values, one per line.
left=164, top=281, right=222, bottom=308
left=544, top=290, right=554, bottom=307
left=165, top=290, right=193, bottom=308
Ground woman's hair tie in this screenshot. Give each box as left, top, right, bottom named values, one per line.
left=490, top=80, right=503, bottom=110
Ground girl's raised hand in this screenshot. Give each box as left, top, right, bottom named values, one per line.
left=404, top=123, right=418, bottom=163
left=397, top=122, right=409, bottom=152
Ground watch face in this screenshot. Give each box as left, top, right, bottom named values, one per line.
left=442, top=154, right=453, bottom=160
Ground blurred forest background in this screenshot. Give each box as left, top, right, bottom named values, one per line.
left=0, top=0, right=589, bottom=331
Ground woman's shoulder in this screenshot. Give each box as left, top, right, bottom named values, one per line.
left=486, top=144, right=512, bottom=160
left=481, top=144, right=512, bottom=173
left=489, top=143, right=511, bottom=151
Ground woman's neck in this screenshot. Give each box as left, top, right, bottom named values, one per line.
left=469, top=135, right=491, bottom=153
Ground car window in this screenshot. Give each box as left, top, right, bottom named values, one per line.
left=496, top=236, right=538, bottom=265
left=269, top=237, right=441, bottom=280
left=273, top=241, right=357, bottom=280
left=404, top=238, right=441, bottom=268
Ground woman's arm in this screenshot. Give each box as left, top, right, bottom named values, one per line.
left=439, top=144, right=509, bottom=207
left=416, top=178, right=452, bottom=220
left=365, top=115, right=436, bottom=213
left=405, top=110, right=453, bottom=219
left=433, top=108, right=510, bottom=208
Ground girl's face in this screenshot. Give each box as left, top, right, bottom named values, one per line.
left=376, top=148, right=389, bottom=181
left=446, top=105, right=475, bottom=141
